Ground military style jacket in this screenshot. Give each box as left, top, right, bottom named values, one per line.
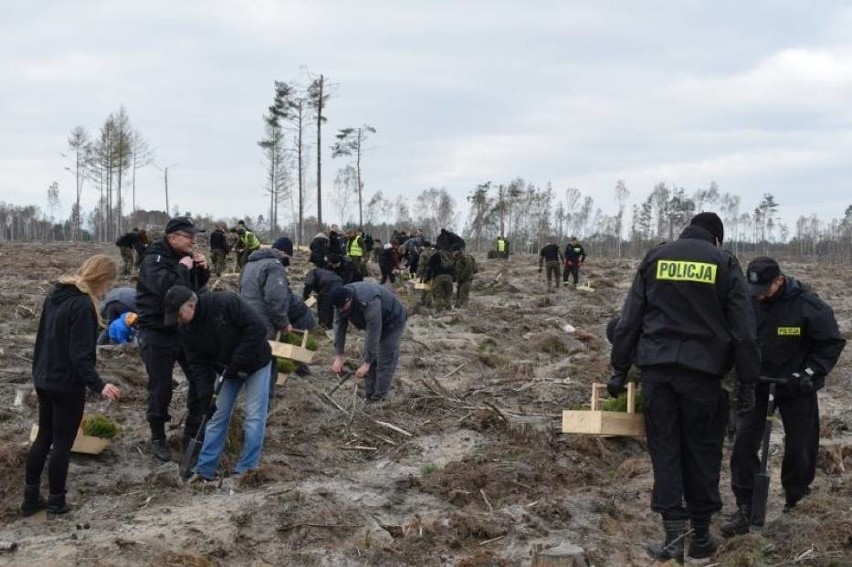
left=611, top=225, right=760, bottom=382
left=455, top=252, right=478, bottom=283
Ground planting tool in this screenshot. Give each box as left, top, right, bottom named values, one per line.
left=326, top=370, right=354, bottom=397
left=180, top=371, right=225, bottom=479
left=749, top=374, right=810, bottom=526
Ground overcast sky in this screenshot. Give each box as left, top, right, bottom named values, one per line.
left=2, top=1, right=850, bottom=233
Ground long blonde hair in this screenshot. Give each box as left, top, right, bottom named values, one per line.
left=58, top=254, right=118, bottom=327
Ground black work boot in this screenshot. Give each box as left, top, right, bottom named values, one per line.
left=646, top=518, right=686, bottom=564
left=150, top=438, right=172, bottom=462
left=20, top=484, right=47, bottom=516
left=47, top=493, right=71, bottom=515
left=720, top=504, right=751, bottom=537
left=688, top=519, right=720, bottom=559
left=150, top=423, right=172, bottom=462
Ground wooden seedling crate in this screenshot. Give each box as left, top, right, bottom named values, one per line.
left=30, top=425, right=111, bottom=455
left=413, top=281, right=432, bottom=291
left=562, top=382, right=644, bottom=437
left=269, top=329, right=315, bottom=363
left=576, top=283, right=595, bottom=293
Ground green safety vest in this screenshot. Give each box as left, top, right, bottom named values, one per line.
left=348, top=236, right=363, bottom=257
left=497, top=239, right=505, bottom=252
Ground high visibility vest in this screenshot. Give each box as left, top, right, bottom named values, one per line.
left=497, top=239, right=505, bottom=252
left=348, top=236, right=363, bottom=258
left=243, top=231, right=260, bottom=251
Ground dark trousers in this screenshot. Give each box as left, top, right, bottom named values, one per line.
left=642, top=367, right=727, bottom=521
left=26, top=389, right=86, bottom=494
left=730, top=390, right=819, bottom=506
left=317, top=294, right=334, bottom=329
left=139, top=330, right=214, bottom=441
left=380, top=267, right=396, bottom=284
left=563, top=263, right=580, bottom=284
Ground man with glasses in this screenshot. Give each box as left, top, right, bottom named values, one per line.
left=136, top=216, right=211, bottom=461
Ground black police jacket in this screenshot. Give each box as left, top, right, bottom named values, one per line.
left=755, top=277, right=845, bottom=395
left=180, top=292, right=272, bottom=380
left=136, top=239, right=210, bottom=332
left=611, top=225, right=760, bottom=382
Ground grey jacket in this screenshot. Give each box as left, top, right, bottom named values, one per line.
left=239, top=248, right=308, bottom=338
left=333, top=282, right=407, bottom=364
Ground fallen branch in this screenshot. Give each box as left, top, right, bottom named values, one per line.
left=340, top=445, right=377, bottom=451
left=483, top=401, right=508, bottom=422
left=279, top=523, right=364, bottom=531
left=373, top=420, right=412, bottom=437
left=479, top=535, right=504, bottom=546
left=480, top=489, right=493, bottom=513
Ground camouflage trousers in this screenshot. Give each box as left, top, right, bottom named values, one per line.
left=431, top=274, right=454, bottom=311
left=119, top=246, right=134, bottom=275
left=455, top=280, right=472, bottom=307
left=211, top=249, right=228, bottom=276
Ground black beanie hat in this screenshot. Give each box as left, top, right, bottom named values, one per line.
left=690, top=212, right=724, bottom=242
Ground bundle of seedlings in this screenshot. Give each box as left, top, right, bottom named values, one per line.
left=282, top=331, right=319, bottom=351
left=276, top=358, right=299, bottom=374
left=81, top=414, right=119, bottom=439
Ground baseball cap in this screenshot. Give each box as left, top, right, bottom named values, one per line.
left=330, top=285, right=354, bottom=309
left=163, top=285, right=196, bottom=326
left=746, top=257, right=781, bottom=296
left=165, top=216, right=204, bottom=235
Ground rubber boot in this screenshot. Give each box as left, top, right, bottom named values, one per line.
left=646, top=518, right=686, bottom=564
left=47, top=493, right=71, bottom=515
left=720, top=504, right=751, bottom=537
left=688, top=519, right=720, bottom=559
left=20, top=484, right=47, bottom=516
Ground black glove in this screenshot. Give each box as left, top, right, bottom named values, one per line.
left=736, top=383, right=756, bottom=416
left=607, top=372, right=627, bottom=397
left=790, top=371, right=814, bottom=393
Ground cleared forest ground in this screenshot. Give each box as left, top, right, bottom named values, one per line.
left=0, top=242, right=850, bottom=566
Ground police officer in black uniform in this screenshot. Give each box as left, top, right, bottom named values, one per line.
left=609, top=212, right=761, bottom=562
left=136, top=216, right=211, bottom=461
left=721, top=257, right=846, bottom=536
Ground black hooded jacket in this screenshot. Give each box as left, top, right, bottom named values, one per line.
left=32, top=284, right=105, bottom=394
left=179, top=292, right=272, bottom=381
left=611, top=225, right=760, bottom=383
left=754, top=277, right=845, bottom=395
left=136, top=238, right=210, bottom=332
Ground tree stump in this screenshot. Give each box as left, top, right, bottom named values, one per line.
left=532, top=543, right=589, bottom=567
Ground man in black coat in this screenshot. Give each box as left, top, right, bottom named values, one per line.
left=303, top=267, right=344, bottom=329
left=136, top=216, right=210, bottom=461
left=721, top=257, right=846, bottom=536
left=610, top=212, right=761, bottom=562
left=164, top=285, right=273, bottom=480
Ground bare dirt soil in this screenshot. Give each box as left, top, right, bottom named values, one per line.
left=0, top=242, right=850, bottom=566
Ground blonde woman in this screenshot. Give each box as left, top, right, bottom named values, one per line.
left=23, top=254, right=122, bottom=516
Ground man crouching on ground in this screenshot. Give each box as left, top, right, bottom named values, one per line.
left=164, top=285, right=273, bottom=479
left=330, top=282, right=407, bottom=404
